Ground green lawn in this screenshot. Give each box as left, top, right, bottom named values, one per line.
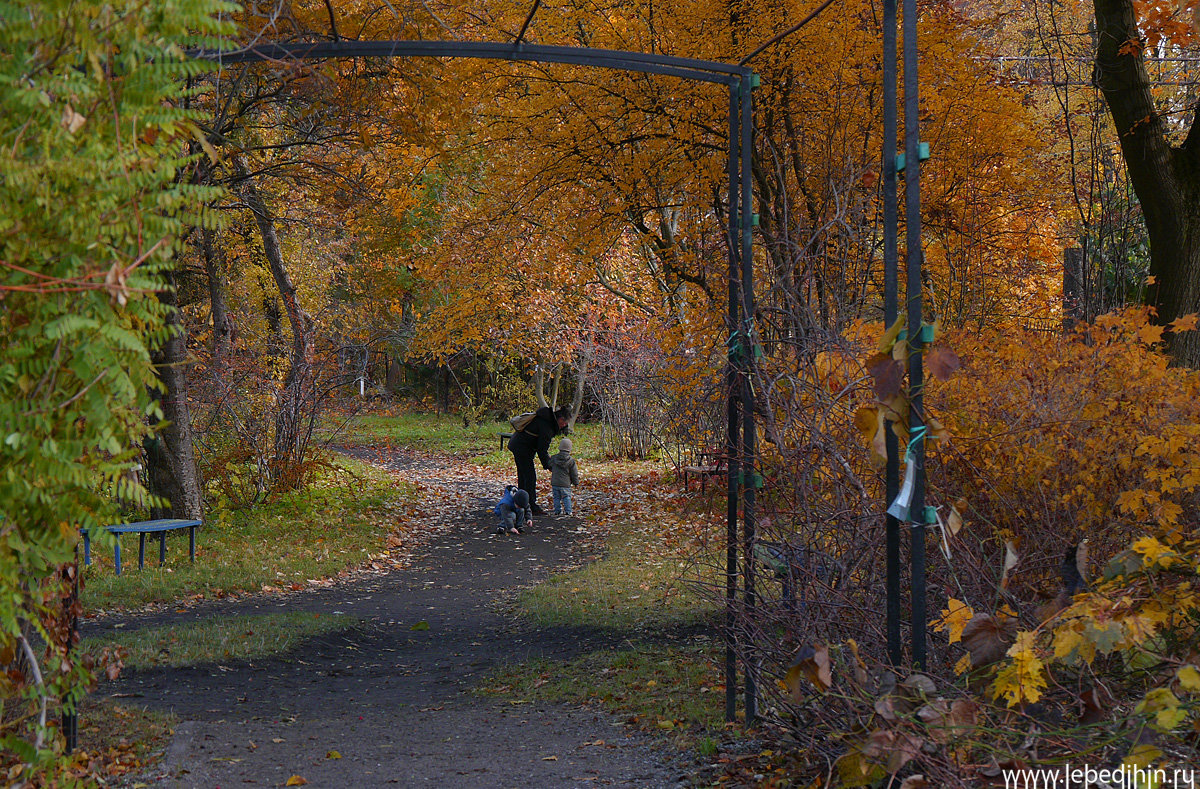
left=325, top=409, right=607, bottom=469
left=82, top=456, right=416, bottom=614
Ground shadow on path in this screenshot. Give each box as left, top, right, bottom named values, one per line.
left=87, top=449, right=688, bottom=788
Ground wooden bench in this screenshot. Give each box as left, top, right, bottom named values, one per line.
left=682, top=448, right=728, bottom=492
left=82, top=518, right=201, bottom=576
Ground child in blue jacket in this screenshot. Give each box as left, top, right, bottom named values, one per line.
left=493, top=485, right=532, bottom=535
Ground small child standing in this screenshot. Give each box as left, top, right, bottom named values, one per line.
left=548, top=438, right=579, bottom=515
left=493, top=484, right=532, bottom=534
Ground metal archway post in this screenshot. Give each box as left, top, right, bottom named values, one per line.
left=195, top=39, right=759, bottom=722
left=881, top=0, right=928, bottom=668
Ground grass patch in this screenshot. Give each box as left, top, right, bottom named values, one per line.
left=326, top=410, right=608, bottom=468
left=81, top=611, right=359, bottom=670
left=517, top=520, right=718, bottom=631
left=479, top=643, right=724, bottom=738
left=83, top=456, right=416, bottom=614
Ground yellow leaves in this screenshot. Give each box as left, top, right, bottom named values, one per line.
left=991, top=631, right=1048, bottom=706
left=1131, top=536, right=1174, bottom=568
left=1136, top=321, right=1165, bottom=347
left=1177, top=664, right=1200, bottom=692
left=876, top=317, right=905, bottom=356
left=814, top=349, right=855, bottom=394
left=285, top=777, right=308, bottom=786
left=1051, top=623, right=1087, bottom=663
left=1136, top=687, right=1187, bottom=731
left=932, top=598, right=973, bottom=644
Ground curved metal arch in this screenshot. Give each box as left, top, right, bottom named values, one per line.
left=193, top=40, right=751, bottom=85
left=193, top=36, right=759, bottom=726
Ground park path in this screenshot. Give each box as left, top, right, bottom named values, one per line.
left=86, top=447, right=685, bottom=788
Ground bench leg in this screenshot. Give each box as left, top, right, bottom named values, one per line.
left=138, top=533, right=146, bottom=570
left=114, top=539, right=122, bottom=576
left=189, top=526, right=195, bottom=562
left=83, top=532, right=91, bottom=566
left=782, top=575, right=795, bottom=615
left=159, top=532, right=166, bottom=565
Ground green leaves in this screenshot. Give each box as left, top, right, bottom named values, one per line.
left=0, top=0, right=230, bottom=754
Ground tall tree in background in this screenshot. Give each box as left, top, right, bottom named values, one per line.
left=1091, top=0, right=1200, bottom=362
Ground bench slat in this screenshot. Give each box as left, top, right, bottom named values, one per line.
left=104, top=518, right=201, bottom=534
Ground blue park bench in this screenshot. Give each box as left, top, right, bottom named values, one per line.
left=82, top=518, right=201, bottom=576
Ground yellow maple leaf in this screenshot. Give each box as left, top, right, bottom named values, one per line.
left=932, top=598, right=974, bottom=644
left=1137, top=322, right=1165, bottom=346
left=1132, top=536, right=1170, bottom=567
left=1052, top=625, right=1085, bottom=661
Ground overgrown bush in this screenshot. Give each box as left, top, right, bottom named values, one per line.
left=0, top=0, right=230, bottom=764
left=730, top=308, right=1200, bottom=783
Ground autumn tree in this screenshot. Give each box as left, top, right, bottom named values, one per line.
left=1089, top=0, right=1200, bottom=363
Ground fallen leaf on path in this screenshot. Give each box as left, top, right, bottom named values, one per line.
left=541, top=756, right=558, bottom=761
left=285, top=777, right=308, bottom=786
left=326, top=750, right=342, bottom=759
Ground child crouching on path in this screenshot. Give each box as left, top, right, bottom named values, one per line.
left=549, top=438, right=579, bottom=516
left=493, top=485, right=533, bottom=535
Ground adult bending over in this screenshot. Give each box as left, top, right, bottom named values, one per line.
left=507, top=406, right=569, bottom=516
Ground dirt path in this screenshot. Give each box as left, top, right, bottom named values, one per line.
left=87, top=448, right=687, bottom=788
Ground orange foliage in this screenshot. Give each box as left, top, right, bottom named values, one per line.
left=930, top=308, right=1200, bottom=593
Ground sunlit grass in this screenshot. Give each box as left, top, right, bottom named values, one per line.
left=517, top=520, right=718, bottom=631
left=326, top=410, right=607, bottom=469
left=82, top=456, right=416, bottom=614
left=82, top=611, right=359, bottom=669
left=479, top=644, right=724, bottom=740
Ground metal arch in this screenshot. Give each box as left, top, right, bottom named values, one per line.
left=192, top=40, right=749, bottom=85
left=194, top=37, right=759, bottom=724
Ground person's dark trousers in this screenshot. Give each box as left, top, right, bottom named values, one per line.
left=512, top=448, right=538, bottom=508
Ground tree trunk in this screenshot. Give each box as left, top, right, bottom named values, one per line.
left=201, top=227, right=234, bottom=362
left=146, top=272, right=203, bottom=519
left=236, top=160, right=315, bottom=484
left=1093, top=0, right=1200, bottom=365
left=567, top=350, right=590, bottom=432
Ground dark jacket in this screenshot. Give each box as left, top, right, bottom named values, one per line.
left=495, top=487, right=532, bottom=524
left=507, top=406, right=560, bottom=469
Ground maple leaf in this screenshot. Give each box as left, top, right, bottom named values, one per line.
left=932, top=598, right=974, bottom=644
left=1168, top=313, right=1199, bottom=332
